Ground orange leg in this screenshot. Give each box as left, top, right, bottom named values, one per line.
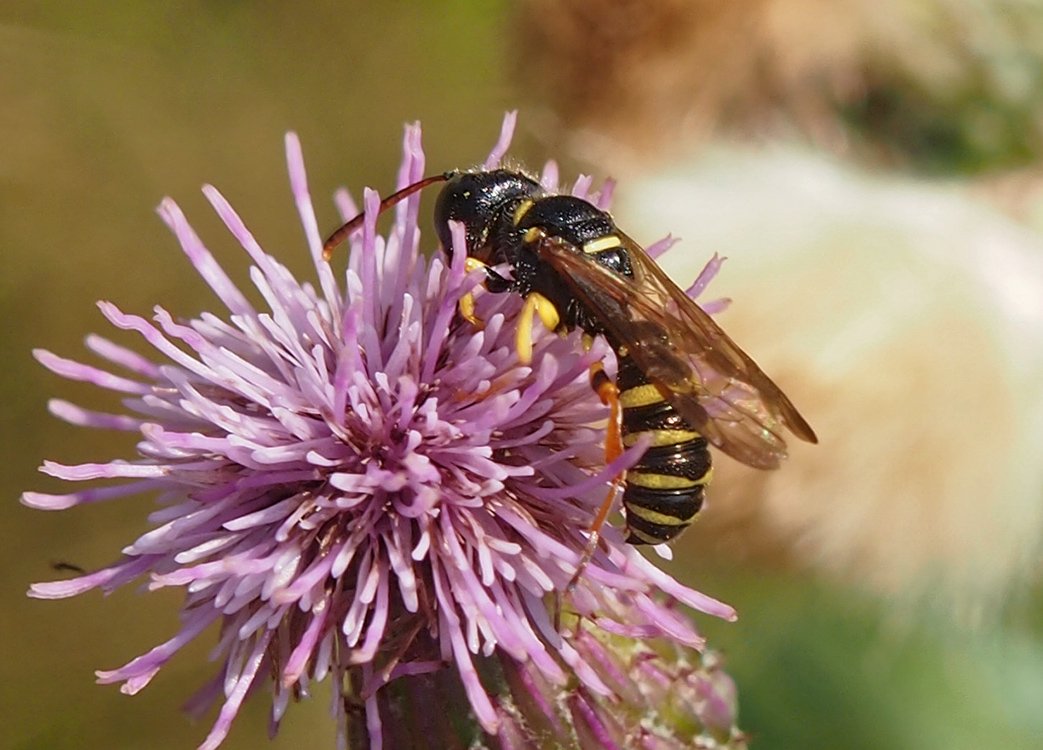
left=565, top=365, right=625, bottom=595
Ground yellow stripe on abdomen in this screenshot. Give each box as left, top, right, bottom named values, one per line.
left=626, top=525, right=670, bottom=545
left=623, top=428, right=702, bottom=448
left=627, top=472, right=705, bottom=489
left=625, top=503, right=690, bottom=527
left=628, top=467, right=713, bottom=489
left=619, top=383, right=667, bottom=408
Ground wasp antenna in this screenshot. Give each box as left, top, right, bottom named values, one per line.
left=322, top=171, right=457, bottom=261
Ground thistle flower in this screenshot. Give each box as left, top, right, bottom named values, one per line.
left=26, top=114, right=740, bottom=748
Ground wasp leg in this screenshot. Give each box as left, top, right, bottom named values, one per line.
left=460, top=258, right=513, bottom=328
left=515, top=292, right=561, bottom=365
left=460, top=257, right=488, bottom=328
left=565, top=365, right=624, bottom=595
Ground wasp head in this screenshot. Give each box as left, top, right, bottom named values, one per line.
left=433, top=169, right=542, bottom=259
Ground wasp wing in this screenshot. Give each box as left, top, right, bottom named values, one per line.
left=537, top=234, right=817, bottom=469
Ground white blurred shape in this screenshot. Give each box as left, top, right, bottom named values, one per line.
left=622, top=147, right=1043, bottom=618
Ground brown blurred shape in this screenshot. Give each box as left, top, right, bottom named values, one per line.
left=515, top=0, right=1043, bottom=175
left=516, top=0, right=865, bottom=165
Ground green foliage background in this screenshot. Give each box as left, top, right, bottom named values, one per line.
left=2, top=3, right=1040, bottom=749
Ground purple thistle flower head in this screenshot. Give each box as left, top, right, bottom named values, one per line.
left=26, top=113, right=740, bottom=749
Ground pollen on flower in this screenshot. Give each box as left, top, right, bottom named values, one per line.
left=26, top=113, right=740, bottom=749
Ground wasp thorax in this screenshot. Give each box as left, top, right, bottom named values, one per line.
left=433, top=169, right=542, bottom=257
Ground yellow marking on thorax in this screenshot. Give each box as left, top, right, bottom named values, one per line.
left=516, top=292, right=561, bottom=365
left=623, top=428, right=702, bottom=448
left=619, top=384, right=667, bottom=408
left=626, top=505, right=690, bottom=527
left=582, top=235, right=621, bottom=254
left=512, top=199, right=535, bottom=226
left=523, top=227, right=543, bottom=244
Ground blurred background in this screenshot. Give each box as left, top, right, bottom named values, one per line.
left=4, top=1, right=1042, bottom=748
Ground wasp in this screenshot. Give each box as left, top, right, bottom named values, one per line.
left=323, top=168, right=817, bottom=567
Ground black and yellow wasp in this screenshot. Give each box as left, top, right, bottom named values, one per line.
left=324, top=168, right=817, bottom=555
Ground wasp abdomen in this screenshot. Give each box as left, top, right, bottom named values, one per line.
left=616, top=356, right=711, bottom=544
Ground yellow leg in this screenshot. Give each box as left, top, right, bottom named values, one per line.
left=459, top=257, right=487, bottom=328
left=515, top=292, right=560, bottom=365
left=533, top=293, right=561, bottom=332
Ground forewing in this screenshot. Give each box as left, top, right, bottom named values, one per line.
left=538, top=235, right=817, bottom=469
